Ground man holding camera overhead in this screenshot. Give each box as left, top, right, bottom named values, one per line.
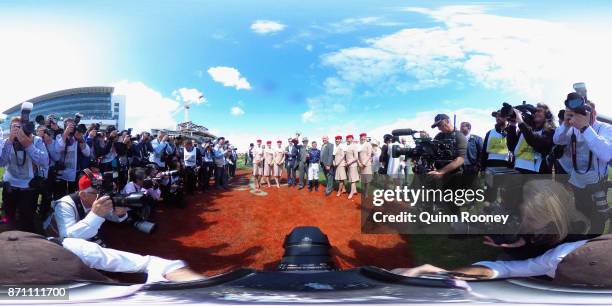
left=553, top=87, right=611, bottom=235
left=0, top=111, right=49, bottom=233
left=52, top=170, right=129, bottom=244
left=53, top=117, right=91, bottom=198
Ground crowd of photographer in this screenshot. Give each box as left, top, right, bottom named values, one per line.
left=0, top=103, right=239, bottom=246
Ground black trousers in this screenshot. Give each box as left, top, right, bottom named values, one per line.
left=184, top=166, right=197, bottom=194
left=2, top=186, right=37, bottom=233
left=215, top=166, right=228, bottom=188
left=33, top=178, right=53, bottom=231
left=199, top=162, right=214, bottom=190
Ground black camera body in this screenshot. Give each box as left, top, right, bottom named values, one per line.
left=93, top=171, right=145, bottom=209
left=500, top=101, right=536, bottom=126
left=391, top=129, right=456, bottom=174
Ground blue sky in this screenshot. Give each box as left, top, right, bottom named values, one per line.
left=1, top=0, right=611, bottom=149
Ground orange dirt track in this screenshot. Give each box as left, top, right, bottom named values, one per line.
left=102, top=169, right=412, bottom=277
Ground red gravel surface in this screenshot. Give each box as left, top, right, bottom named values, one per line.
left=102, top=169, right=412, bottom=277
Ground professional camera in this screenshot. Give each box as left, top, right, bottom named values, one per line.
left=499, top=101, right=536, bottom=126
left=13, top=102, right=35, bottom=151
left=390, top=128, right=456, bottom=174
left=564, top=92, right=591, bottom=116
left=92, top=171, right=157, bottom=234
left=95, top=172, right=145, bottom=209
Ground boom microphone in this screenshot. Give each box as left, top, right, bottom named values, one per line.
left=392, top=128, right=418, bottom=136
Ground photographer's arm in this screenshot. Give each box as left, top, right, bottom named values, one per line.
left=26, top=137, right=49, bottom=167
left=505, top=125, right=518, bottom=152
left=54, top=201, right=105, bottom=240
left=553, top=125, right=571, bottom=145
left=582, top=123, right=612, bottom=163
left=0, top=138, right=13, bottom=166
left=518, top=123, right=553, bottom=155
left=438, top=156, right=465, bottom=175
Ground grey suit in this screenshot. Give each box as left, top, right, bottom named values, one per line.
left=320, top=142, right=335, bottom=194
left=297, top=144, right=308, bottom=188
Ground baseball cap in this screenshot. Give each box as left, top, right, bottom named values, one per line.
left=431, top=114, right=450, bottom=128
left=0, top=231, right=112, bottom=284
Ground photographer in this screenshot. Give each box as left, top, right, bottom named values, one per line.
left=178, top=139, right=200, bottom=194
left=34, top=125, right=60, bottom=231
left=159, top=157, right=185, bottom=207
left=95, top=126, right=119, bottom=173
left=149, top=131, right=173, bottom=169
left=52, top=168, right=128, bottom=242
left=199, top=141, right=214, bottom=191
left=506, top=103, right=555, bottom=174
left=0, top=116, right=49, bottom=233
left=427, top=114, right=467, bottom=179
left=553, top=94, right=611, bottom=235
left=213, top=137, right=229, bottom=190
left=481, top=110, right=511, bottom=170
left=131, top=131, right=152, bottom=168
left=53, top=118, right=91, bottom=198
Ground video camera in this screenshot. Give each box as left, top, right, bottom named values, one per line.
left=500, top=101, right=537, bottom=126
left=390, top=128, right=456, bottom=174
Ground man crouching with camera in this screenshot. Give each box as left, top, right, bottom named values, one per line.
left=52, top=172, right=128, bottom=245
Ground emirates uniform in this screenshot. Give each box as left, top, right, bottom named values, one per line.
left=358, top=140, right=373, bottom=183
left=273, top=143, right=285, bottom=177
left=334, top=144, right=347, bottom=181
left=252, top=143, right=264, bottom=176
left=263, top=144, right=274, bottom=177
left=345, top=142, right=360, bottom=183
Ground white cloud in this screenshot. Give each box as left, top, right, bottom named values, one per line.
left=302, top=111, right=315, bottom=123
left=315, top=5, right=612, bottom=117
left=112, top=80, right=180, bottom=133
left=172, top=87, right=206, bottom=104
left=305, top=44, right=313, bottom=52
left=207, top=66, right=252, bottom=90
left=250, top=20, right=286, bottom=35
left=230, top=106, right=245, bottom=116
left=328, top=16, right=403, bottom=33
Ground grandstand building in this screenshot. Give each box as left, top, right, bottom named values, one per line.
left=1, top=86, right=125, bottom=130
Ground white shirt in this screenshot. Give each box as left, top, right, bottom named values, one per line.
left=474, top=240, right=587, bottom=279
left=553, top=121, right=611, bottom=187
left=62, top=238, right=186, bottom=284
left=123, top=181, right=161, bottom=201
left=53, top=195, right=129, bottom=240
left=54, top=135, right=91, bottom=182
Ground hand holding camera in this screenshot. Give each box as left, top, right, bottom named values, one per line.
left=92, top=195, right=113, bottom=217
left=16, top=128, right=33, bottom=148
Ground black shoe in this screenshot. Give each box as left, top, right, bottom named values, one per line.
left=298, top=185, right=304, bottom=190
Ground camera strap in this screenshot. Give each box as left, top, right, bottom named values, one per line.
left=570, top=132, right=593, bottom=175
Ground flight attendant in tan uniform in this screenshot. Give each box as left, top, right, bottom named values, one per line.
left=252, top=139, right=265, bottom=190
left=358, top=132, right=373, bottom=199
left=263, top=140, right=274, bottom=188
left=273, top=140, right=285, bottom=188
left=344, top=134, right=360, bottom=200
left=333, top=135, right=347, bottom=197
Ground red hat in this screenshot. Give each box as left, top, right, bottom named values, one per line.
left=335, top=135, right=342, bottom=140
left=78, top=173, right=100, bottom=191
left=359, top=132, right=367, bottom=137
left=256, top=139, right=262, bottom=143
left=266, top=140, right=272, bottom=144
left=277, top=140, right=282, bottom=143
left=346, top=134, right=354, bottom=139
